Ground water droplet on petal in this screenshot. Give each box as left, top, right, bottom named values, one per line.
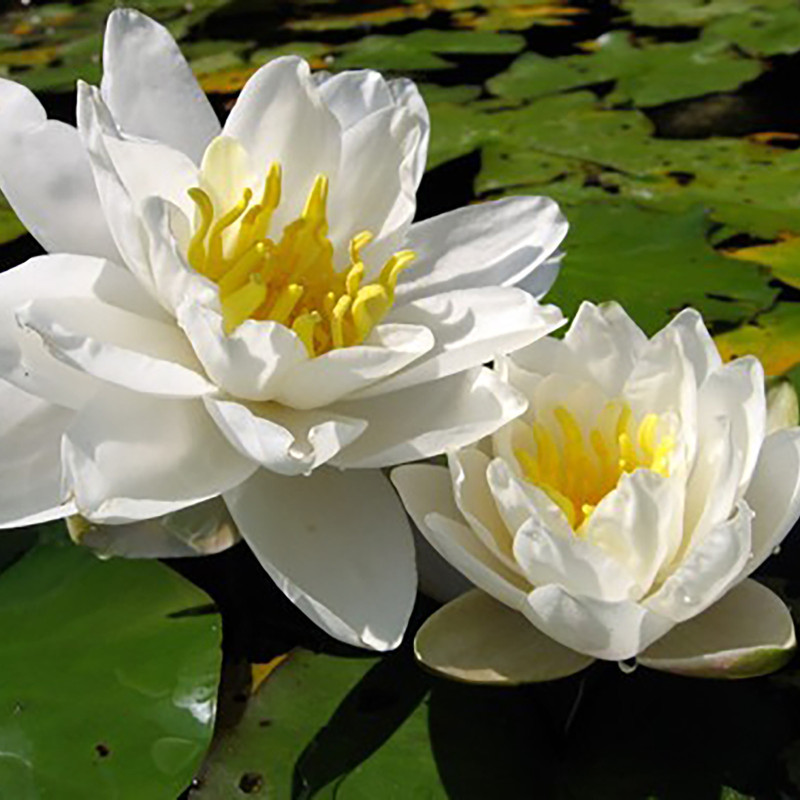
left=618, top=657, right=638, bottom=675
left=679, top=589, right=694, bottom=605
left=773, top=545, right=782, bottom=556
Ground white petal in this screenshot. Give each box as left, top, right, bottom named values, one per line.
left=101, top=9, right=220, bottom=163
left=766, top=380, right=799, bottom=435
left=0, top=381, right=75, bottom=528
left=204, top=396, right=366, bottom=476
left=565, top=301, right=648, bottom=397
left=273, top=323, right=434, bottom=410
left=395, top=196, right=567, bottom=304
left=67, top=497, right=239, bottom=559
left=17, top=297, right=214, bottom=399
left=415, top=589, right=594, bottom=685
left=329, top=103, right=417, bottom=263
left=391, top=464, right=529, bottom=610
left=387, top=78, right=430, bottom=192
left=0, top=253, right=164, bottom=408
left=224, top=467, right=416, bottom=650
left=222, top=57, right=341, bottom=226
left=745, top=428, right=800, bottom=574
left=0, top=79, right=119, bottom=260
left=660, top=307, right=722, bottom=387
left=522, top=584, right=674, bottom=661
left=331, top=367, right=527, bottom=469
left=177, top=301, right=308, bottom=402
left=314, top=69, right=394, bottom=130
left=697, top=356, right=766, bottom=496
left=448, top=447, right=515, bottom=568
left=516, top=251, right=562, bottom=300
left=62, top=387, right=256, bottom=523
left=646, top=501, right=753, bottom=622
left=639, top=579, right=795, bottom=678
left=414, top=528, right=473, bottom=603
left=353, top=287, right=564, bottom=399
left=507, top=336, right=588, bottom=385
left=582, top=470, right=683, bottom=595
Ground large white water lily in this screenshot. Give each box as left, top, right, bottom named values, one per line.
left=0, top=10, right=567, bottom=650
left=393, top=302, right=800, bottom=680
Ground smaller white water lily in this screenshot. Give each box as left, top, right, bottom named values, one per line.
left=393, top=303, right=800, bottom=682
left=0, top=10, right=567, bottom=651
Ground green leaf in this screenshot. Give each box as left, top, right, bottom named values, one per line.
left=193, top=648, right=440, bottom=799
left=332, top=30, right=525, bottom=72
left=703, top=3, right=800, bottom=56
left=489, top=32, right=761, bottom=107
left=549, top=201, right=777, bottom=334
left=0, top=534, right=221, bottom=800
left=618, top=0, right=790, bottom=28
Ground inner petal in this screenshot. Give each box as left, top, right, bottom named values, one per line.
left=514, top=400, right=676, bottom=531
left=185, top=136, right=416, bottom=358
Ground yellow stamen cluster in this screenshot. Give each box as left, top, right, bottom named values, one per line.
left=186, top=166, right=415, bottom=356
left=515, top=402, right=675, bottom=532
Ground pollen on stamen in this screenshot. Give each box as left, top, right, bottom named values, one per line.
left=186, top=153, right=416, bottom=357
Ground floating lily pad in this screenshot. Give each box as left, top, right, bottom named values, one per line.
left=549, top=201, right=777, bottom=334
left=618, top=0, right=788, bottom=28
left=488, top=32, right=762, bottom=107
left=727, top=236, right=800, bottom=290
left=192, top=648, right=438, bottom=799
left=0, top=533, right=222, bottom=800
left=703, top=3, right=800, bottom=56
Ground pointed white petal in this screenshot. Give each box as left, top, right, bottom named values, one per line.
left=62, top=387, right=256, bottom=523
left=415, top=589, right=594, bottom=685
left=660, top=307, right=722, bottom=387
left=331, top=367, right=527, bottom=468
left=0, top=381, right=75, bottom=529
left=745, top=428, right=800, bottom=574
left=395, top=196, right=567, bottom=304
left=0, top=78, right=119, bottom=259
left=225, top=467, right=416, bottom=651
left=639, top=579, right=795, bottom=678
left=646, top=500, right=753, bottom=622
left=766, top=380, right=799, bottom=435
left=101, top=9, right=220, bottom=162
left=353, top=287, right=564, bottom=399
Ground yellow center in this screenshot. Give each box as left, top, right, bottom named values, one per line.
left=186, top=161, right=415, bottom=357
left=515, top=402, right=675, bottom=531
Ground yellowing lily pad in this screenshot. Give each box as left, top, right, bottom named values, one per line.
left=727, top=236, right=800, bottom=290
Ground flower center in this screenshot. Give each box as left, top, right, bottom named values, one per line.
left=186, top=162, right=415, bottom=357
left=515, top=402, right=675, bottom=531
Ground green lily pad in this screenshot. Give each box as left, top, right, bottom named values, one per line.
left=549, top=201, right=777, bottom=334
left=618, top=0, right=792, bottom=28
left=332, top=30, right=525, bottom=72
left=703, top=4, right=800, bottom=56
left=489, top=32, right=761, bottom=107
left=192, top=648, right=439, bottom=799
left=0, top=533, right=222, bottom=800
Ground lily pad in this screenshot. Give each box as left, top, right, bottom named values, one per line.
left=192, top=648, right=439, bottom=799
left=488, top=32, right=761, bottom=107
left=0, top=533, right=222, bottom=800
left=549, top=201, right=777, bottom=334
left=703, top=3, right=800, bottom=56
left=618, top=0, right=790, bottom=28
left=727, top=236, right=800, bottom=290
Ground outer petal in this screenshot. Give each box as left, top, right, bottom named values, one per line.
left=17, top=297, right=214, bottom=399
left=67, top=497, right=239, bottom=559
left=522, top=584, right=674, bottom=661
left=563, top=301, right=647, bottom=397
left=645, top=501, right=753, bottom=623
left=353, top=287, right=564, bottom=399
left=224, top=467, right=416, bottom=651
left=0, top=254, right=165, bottom=409
left=223, top=57, right=341, bottom=226
left=0, top=79, right=119, bottom=260
left=0, top=381, right=75, bottom=529
left=516, top=251, right=562, bottom=300
left=101, top=9, right=220, bottom=163
left=639, top=579, right=795, bottom=678
left=203, top=396, right=366, bottom=476
left=394, top=197, right=567, bottom=304
left=745, top=428, right=800, bottom=573
left=62, top=386, right=256, bottom=523
left=661, top=307, right=722, bottom=388
left=415, top=589, right=594, bottom=685
left=331, top=367, right=527, bottom=469
left=766, top=380, right=799, bottom=435
left=313, top=69, right=394, bottom=130
left=697, top=356, right=766, bottom=496
left=391, top=464, right=530, bottom=610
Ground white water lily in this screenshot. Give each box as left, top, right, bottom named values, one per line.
left=393, top=302, right=800, bottom=680
left=0, top=10, right=567, bottom=650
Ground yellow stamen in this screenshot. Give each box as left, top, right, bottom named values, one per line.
left=185, top=142, right=416, bottom=356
